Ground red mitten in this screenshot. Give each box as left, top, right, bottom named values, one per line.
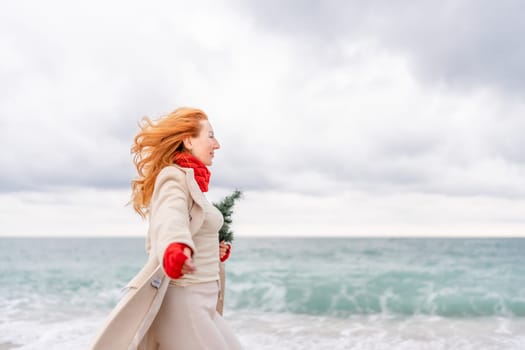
left=220, top=244, right=231, bottom=262
left=163, top=243, right=191, bottom=279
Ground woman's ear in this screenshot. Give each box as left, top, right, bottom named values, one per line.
left=182, top=137, right=193, bottom=151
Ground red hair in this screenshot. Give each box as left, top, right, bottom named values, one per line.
left=130, top=107, right=208, bottom=218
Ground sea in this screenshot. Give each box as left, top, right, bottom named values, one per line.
left=0, top=237, right=524, bottom=350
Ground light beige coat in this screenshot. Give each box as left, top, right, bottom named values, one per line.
left=90, top=165, right=222, bottom=350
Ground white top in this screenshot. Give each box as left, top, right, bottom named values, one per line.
left=171, top=195, right=223, bottom=286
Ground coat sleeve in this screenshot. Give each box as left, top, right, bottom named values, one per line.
left=149, top=166, right=196, bottom=266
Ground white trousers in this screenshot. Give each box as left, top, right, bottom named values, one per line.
left=150, top=281, right=243, bottom=350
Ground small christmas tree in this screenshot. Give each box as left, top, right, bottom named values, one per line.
left=213, top=189, right=242, bottom=242
left=213, top=189, right=242, bottom=315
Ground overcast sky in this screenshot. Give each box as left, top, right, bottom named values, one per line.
left=1, top=0, right=524, bottom=237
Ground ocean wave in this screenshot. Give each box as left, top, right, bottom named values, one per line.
left=2, top=310, right=525, bottom=350
left=226, top=283, right=525, bottom=317
left=225, top=271, right=525, bottom=318
left=223, top=238, right=525, bottom=318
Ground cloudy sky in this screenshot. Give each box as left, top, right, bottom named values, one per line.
left=1, top=0, right=524, bottom=237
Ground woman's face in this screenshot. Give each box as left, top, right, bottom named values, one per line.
left=186, top=120, right=220, bottom=166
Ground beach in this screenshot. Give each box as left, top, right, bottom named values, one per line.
left=1, top=237, right=524, bottom=349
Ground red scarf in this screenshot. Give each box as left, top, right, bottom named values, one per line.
left=173, top=152, right=211, bottom=192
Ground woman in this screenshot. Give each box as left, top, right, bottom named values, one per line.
left=90, top=107, right=242, bottom=350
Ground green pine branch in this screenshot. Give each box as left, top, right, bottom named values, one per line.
left=213, top=189, right=242, bottom=242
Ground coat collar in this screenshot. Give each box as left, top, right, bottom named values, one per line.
left=172, top=165, right=207, bottom=210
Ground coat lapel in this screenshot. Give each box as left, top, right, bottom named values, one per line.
left=175, top=166, right=206, bottom=233
left=180, top=166, right=207, bottom=209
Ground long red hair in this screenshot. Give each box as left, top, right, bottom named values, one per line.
left=130, top=107, right=208, bottom=218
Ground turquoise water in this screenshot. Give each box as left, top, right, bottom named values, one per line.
left=227, top=238, right=525, bottom=317
left=1, top=237, right=524, bottom=349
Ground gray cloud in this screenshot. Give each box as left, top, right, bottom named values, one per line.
left=240, top=0, right=525, bottom=93
left=1, top=0, right=524, bottom=204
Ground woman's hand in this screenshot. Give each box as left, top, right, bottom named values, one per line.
left=163, top=243, right=196, bottom=279
left=181, top=247, right=196, bottom=275
left=219, top=241, right=231, bottom=262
